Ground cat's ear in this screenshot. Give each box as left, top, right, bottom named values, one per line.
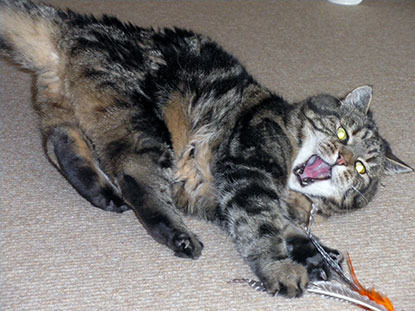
left=343, top=85, right=372, bottom=115
left=384, top=143, right=414, bottom=175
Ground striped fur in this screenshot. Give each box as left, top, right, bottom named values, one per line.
left=1, top=0, right=412, bottom=298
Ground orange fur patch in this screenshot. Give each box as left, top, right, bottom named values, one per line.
left=163, top=93, right=216, bottom=217
left=163, top=92, right=191, bottom=155
left=174, top=130, right=216, bottom=217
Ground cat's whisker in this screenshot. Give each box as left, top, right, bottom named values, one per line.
left=351, top=186, right=369, bottom=205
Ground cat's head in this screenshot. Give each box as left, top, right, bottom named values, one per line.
left=288, top=86, right=413, bottom=215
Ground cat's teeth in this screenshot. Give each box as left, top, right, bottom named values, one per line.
left=296, top=167, right=304, bottom=175
left=302, top=177, right=314, bottom=185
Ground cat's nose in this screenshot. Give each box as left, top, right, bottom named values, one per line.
left=336, top=153, right=348, bottom=166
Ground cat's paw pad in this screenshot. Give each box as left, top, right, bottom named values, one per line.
left=261, top=259, right=309, bottom=298
left=171, top=232, right=203, bottom=259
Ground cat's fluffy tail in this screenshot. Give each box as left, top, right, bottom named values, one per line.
left=0, top=0, right=63, bottom=72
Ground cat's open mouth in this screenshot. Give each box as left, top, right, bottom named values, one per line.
left=294, top=155, right=332, bottom=187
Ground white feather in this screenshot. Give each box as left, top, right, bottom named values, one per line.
left=308, top=281, right=388, bottom=311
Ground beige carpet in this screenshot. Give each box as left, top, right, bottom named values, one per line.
left=1, top=1, right=414, bottom=310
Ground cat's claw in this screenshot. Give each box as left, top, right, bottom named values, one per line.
left=319, top=269, right=328, bottom=281
left=171, top=232, right=203, bottom=259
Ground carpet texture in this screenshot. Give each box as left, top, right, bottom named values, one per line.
left=1, top=1, right=414, bottom=310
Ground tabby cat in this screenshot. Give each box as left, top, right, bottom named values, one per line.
left=1, top=0, right=412, bottom=298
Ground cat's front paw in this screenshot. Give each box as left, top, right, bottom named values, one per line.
left=259, top=259, right=309, bottom=297
left=287, top=236, right=343, bottom=282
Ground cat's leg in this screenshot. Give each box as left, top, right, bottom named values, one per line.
left=45, top=125, right=129, bottom=213
left=215, top=160, right=340, bottom=297
left=103, top=135, right=203, bottom=259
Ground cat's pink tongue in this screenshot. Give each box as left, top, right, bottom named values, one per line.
left=300, top=155, right=331, bottom=180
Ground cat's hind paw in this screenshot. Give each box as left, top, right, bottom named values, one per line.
left=170, top=232, right=204, bottom=260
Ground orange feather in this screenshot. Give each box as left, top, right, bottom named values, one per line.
left=346, top=253, right=394, bottom=311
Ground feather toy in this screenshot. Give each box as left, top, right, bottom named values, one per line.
left=230, top=273, right=392, bottom=311
left=230, top=235, right=394, bottom=311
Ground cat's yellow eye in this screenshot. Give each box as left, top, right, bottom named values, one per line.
left=337, top=127, right=348, bottom=141
left=355, top=161, right=366, bottom=174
